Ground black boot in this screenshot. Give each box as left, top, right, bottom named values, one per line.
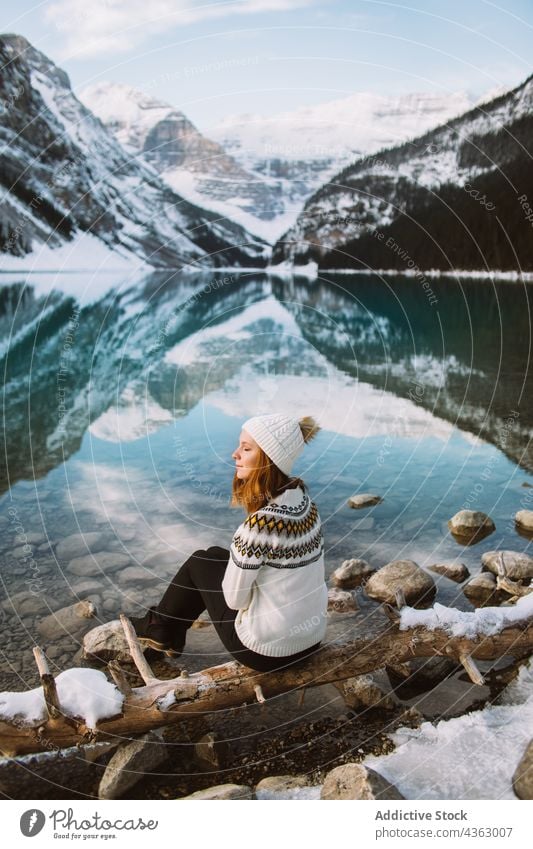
left=128, top=606, right=185, bottom=657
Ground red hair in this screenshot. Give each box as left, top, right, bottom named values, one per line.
left=230, top=415, right=320, bottom=515
left=230, top=444, right=305, bottom=515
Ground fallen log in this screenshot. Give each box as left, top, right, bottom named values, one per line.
left=1, top=599, right=532, bottom=757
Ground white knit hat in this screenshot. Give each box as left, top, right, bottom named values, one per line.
left=241, top=413, right=305, bottom=475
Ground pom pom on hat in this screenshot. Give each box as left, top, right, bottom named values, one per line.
left=241, top=413, right=321, bottom=475
left=299, top=415, right=321, bottom=444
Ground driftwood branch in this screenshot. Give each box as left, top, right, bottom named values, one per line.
left=119, top=613, right=160, bottom=686
left=32, top=647, right=62, bottom=721
left=395, top=588, right=407, bottom=609
left=495, top=554, right=532, bottom=599
left=1, top=602, right=532, bottom=757
left=458, top=653, right=485, bottom=685
left=107, top=660, right=132, bottom=696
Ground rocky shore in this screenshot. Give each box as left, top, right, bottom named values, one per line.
left=1, top=503, right=532, bottom=800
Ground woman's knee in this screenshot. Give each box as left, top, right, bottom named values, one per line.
left=192, top=546, right=227, bottom=556
left=205, top=545, right=230, bottom=559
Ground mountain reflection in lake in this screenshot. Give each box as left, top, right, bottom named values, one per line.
left=1, top=270, right=532, bottom=688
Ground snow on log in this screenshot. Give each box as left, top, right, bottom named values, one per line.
left=0, top=595, right=532, bottom=757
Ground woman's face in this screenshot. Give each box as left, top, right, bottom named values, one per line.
left=232, top=429, right=261, bottom=480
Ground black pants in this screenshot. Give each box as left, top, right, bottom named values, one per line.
left=157, top=546, right=322, bottom=673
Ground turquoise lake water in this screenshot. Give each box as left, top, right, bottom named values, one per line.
left=1, top=270, right=532, bottom=685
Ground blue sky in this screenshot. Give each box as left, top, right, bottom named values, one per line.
left=2, top=0, right=532, bottom=130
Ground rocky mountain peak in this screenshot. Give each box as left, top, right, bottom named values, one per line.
left=2, top=32, right=71, bottom=90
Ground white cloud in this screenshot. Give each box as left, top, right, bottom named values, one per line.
left=45, top=0, right=317, bottom=59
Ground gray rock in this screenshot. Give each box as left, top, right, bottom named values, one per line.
left=327, top=587, right=357, bottom=612
left=364, top=559, right=436, bottom=608
left=385, top=656, right=459, bottom=699
left=12, top=531, right=47, bottom=546
left=45, top=645, right=63, bottom=660
left=87, top=514, right=111, bottom=526
left=114, top=527, right=137, bottom=542
left=515, top=510, right=533, bottom=532
left=31, top=557, right=55, bottom=575
left=9, top=545, right=31, bottom=560
left=348, top=493, right=383, bottom=509
left=1, top=591, right=63, bottom=617
left=37, top=600, right=97, bottom=641
left=447, top=510, right=495, bottom=542
left=0, top=741, right=119, bottom=799
left=481, top=550, right=533, bottom=581
left=56, top=532, right=107, bottom=561
left=83, top=620, right=131, bottom=662
left=102, top=589, right=117, bottom=600
left=191, top=609, right=213, bottom=629
left=194, top=732, right=228, bottom=770
left=98, top=730, right=168, bottom=799
left=118, top=566, right=155, bottom=584
left=462, top=572, right=509, bottom=607
left=320, top=763, right=404, bottom=800
left=10, top=536, right=47, bottom=558
left=70, top=579, right=103, bottom=596
left=513, top=739, right=533, bottom=799
left=428, top=562, right=470, bottom=583
left=67, top=552, right=130, bottom=576
left=332, top=559, right=374, bottom=589
left=255, top=775, right=312, bottom=792
left=179, top=783, right=255, bottom=800
left=141, top=550, right=179, bottom=571
left=122, top=589, right=148, bottom=606
left=335, top=674, right=395, bottom=712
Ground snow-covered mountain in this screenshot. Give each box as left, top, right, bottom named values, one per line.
left=0, top=35, right=268, bottom=270
left=210, top=90, right=474, bottom=167
left=79, top=83, right=474, bottom=245
left=79, top=81, right=285, bottom=242
left=207, top=90, right=475, bottom=230
left=271, top=73, right=533, bottom=272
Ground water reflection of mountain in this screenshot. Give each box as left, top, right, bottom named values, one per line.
left=276, top=273, right=532, bottom=472
left=0, top=272, right=274, bottom=493
left=1, top=271, right=532, bottom=496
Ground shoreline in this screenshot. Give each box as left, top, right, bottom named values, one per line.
left=2, top=264, right=533, bottom=281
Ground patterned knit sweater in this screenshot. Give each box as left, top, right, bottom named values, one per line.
left=221, top=484, right=328, bottom=657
